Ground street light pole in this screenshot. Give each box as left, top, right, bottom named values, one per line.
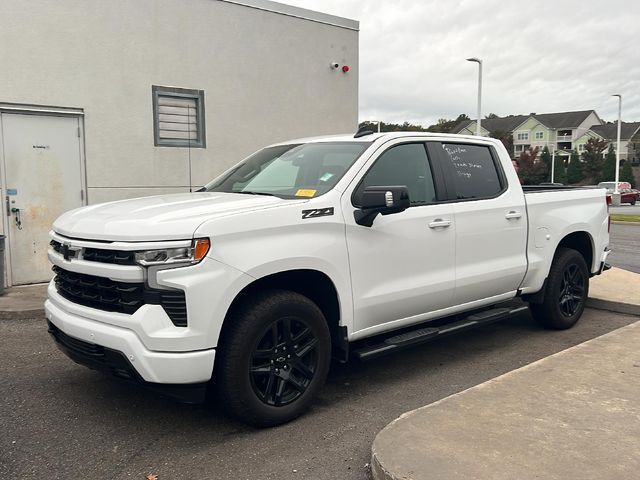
left=551, top=146, right=556, bottom=183
left=611, top=94, right=622, bottom=206
left=467, top=58, right=483, bottom=136
left=613, top=94, right=622, bottom=193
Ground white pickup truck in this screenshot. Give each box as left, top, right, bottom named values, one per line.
left=46, top=131, right=610, bottom=426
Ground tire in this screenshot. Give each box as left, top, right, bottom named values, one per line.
left=529, top=247, right=589, bottom=330
left=215, top=289, right=331, bottom=427
left=630, top=199, right=636, bottom=206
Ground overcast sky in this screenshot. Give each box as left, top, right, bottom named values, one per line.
left=285, top=0, right=640, bottom=127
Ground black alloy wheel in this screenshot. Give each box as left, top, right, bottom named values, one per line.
left=529, top=247, right=589, bottom=330
left=216, top=289, right=331, bottom=427
left=250, top=317, right=319, bottom=407
left=558, top=263, right=586, bottom=317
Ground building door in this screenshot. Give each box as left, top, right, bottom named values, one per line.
left=1, top=113, right=85, bottom=285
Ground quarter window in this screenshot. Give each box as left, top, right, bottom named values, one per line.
left=441, top=143, right=503, bottom=199
left=354, top=143, right=436, bottom=207
left=153, top=86, right=206, bottom=148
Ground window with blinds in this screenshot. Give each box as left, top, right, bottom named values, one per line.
left=152, top=86, right=206, bottom=148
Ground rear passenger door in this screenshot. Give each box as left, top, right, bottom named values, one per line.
left=343, top=140, right=456, bottom=336
left=435, top=141, right=528, bottom=305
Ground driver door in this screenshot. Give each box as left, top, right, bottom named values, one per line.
left=342, top=140, right=456, bottom=336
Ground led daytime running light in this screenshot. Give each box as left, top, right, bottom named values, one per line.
left=135, top=238, right=210, bottom=266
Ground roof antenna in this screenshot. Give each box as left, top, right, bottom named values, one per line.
left=354, top=126, right=375, bottom=138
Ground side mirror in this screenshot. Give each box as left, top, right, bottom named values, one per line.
left=354, top=186, right=410, bottom=227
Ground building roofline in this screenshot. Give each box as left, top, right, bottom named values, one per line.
left=219, top=0, right=359, bottom=31
left=511, top=115, right=539, bottom=131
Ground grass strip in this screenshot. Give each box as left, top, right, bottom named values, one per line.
left=610, top=214, right=640, bottom=223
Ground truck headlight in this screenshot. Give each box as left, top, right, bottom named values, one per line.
left=135, top=238, right=210, bottom=267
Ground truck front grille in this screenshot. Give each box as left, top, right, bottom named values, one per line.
left=50, top=240, right=136, bottom=265
left=52, top=266, right=187, bottom=327
left=82, top=247, right=136, bottom=265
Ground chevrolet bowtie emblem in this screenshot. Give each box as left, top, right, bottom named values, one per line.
left=61, top=243, right=79, bottom=261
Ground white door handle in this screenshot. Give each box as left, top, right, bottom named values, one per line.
left=428, top=219, right=451, bottom=229
left=505, top=211, right=522, bottom=220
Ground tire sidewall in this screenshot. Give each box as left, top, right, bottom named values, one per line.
left=220, top=291, right=331, bottom=426
left=545, top=249, right=589, bottom=329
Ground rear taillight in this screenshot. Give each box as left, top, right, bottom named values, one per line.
left=607, top=198, right=611, bottom=233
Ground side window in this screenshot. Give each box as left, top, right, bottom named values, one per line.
left=441, top=143, right=503, bottom=199
left=354, top=143, right=436, bottom=206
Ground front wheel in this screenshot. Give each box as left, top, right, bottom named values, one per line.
left=529, top=248, right=589, bottom=330
left=216, top=289, right=331, bottom=427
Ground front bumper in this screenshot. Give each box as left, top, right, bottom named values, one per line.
left=45, top=296, right=215, bottom=385
left=47, top=320, right=209, bottom=403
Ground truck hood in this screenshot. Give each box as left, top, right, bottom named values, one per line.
left=53, top=192, right=295, bottom=241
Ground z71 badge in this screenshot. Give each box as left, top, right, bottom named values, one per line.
left=301, top=207, right=334, bottom=219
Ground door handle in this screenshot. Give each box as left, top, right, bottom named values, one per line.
left=505, top=211, right=522, bottom=220
left=428, top=218, right=451, bottom=229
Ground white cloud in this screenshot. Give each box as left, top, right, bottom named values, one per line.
left=285, top=0, right=640, bottom=125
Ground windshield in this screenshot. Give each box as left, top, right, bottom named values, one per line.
left=203, top=142, right=371, bottom=198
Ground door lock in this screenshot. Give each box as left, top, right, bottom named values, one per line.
left=11, top=207, right=22, bottom=230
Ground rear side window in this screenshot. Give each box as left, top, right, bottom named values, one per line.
left=441, top=143, right=504, bottom=199
left=353, top=143, right=436, bottom=206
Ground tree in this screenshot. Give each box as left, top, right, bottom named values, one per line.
left=600, top=144, right=616, bottom=183
left=581, top=137, right=607, bottom=181
left=620, top=160, right=636, bottom=188
left=516, top=146, right=545, bottom=184
left=485, top=113, right=499, bottom=119
left=553, top=153, right=567, bottom=184
left=566, top=152, right=584, bottom=184
left=427, top=113, right=470, bottom=133
left=540, top=146, right=552, bottom=175
left=358, top=120, right=429, bottom=133
left=489, top=129, right=513, bottom=155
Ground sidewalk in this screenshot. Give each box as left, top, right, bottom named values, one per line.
left=0, top=283, right=48, bottom=320
left=371, top=267, right=640, bottom=480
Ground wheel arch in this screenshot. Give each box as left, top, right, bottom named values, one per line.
left=556, top=230, right=594, bottom=272
left=524, top=229, right=594, bottom=304
left=220, top=269, right=348, bottom=360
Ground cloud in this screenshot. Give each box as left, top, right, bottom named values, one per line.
left=286, top=0, right=640, bottom=125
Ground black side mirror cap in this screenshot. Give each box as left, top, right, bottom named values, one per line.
left=354, top=186, right=410, bottom=227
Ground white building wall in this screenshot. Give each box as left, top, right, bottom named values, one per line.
left=0, top=0, right=359, bottom=204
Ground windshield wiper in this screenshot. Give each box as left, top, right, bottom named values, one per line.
left=236, top=191, right=279, bottom=197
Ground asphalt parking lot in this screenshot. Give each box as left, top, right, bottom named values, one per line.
left=1, top=308, right=637, bottom=480
left=608, top=222, right=640, bottom=274
left=609, top=204, right=640, bottom=216
left=2, top=223, right=638, bottom=480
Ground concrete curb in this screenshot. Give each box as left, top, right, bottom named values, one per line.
left=586, top=297, right=640, bottom=317
left=370, top=321, right=640, bottom=480
left=611, top=220, right=640, bottom=225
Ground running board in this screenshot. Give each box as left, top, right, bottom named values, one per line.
left=353, top=306, right=529, bottom=361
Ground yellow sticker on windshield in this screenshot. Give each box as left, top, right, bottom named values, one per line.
left=295, top=189, right=317, bottom=197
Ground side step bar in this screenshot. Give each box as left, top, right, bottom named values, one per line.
left=353, top=305, right=529, bottom=361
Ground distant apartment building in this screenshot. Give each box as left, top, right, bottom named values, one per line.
left=576, top=122, right=640, bottom=164
left=452, top=110, right=603, bottom=158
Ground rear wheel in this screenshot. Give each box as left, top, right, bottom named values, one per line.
left=216, top=289, right=331, bottom=427
left=529, top=248, right=589, bottom=330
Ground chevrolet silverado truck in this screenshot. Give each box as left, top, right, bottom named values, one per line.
left=46, top=131, right=610, bottom=426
